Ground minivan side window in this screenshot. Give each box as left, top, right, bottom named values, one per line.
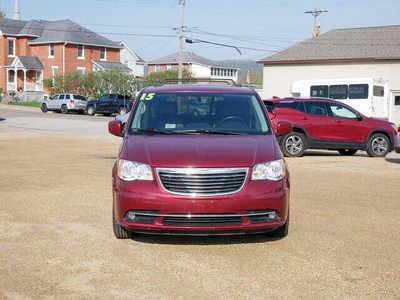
left=66, top=94, right=70, bottom=99
left=373, top=86, right=385, bottom=97
left=349, top=84, right=368, bottom=99
left=304, top=101, right=329, bottom=116
left=310, top=85, right=328, bottom=98
left=59, top=94, right=65, bottom=100
left=329, top=85, right=348, bottom=99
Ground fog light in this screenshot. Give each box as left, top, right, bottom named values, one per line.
left=126, top=211, right=136, bottom=220
left=267, top=211, right=278, bottom=220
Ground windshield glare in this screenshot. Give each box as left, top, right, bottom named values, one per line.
left=129, top=92, right=270, bottom=135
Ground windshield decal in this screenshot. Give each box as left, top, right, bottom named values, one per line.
left=140, top=93, right=156, bottom=101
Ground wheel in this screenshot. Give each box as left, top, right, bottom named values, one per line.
left=338, top=149, right=357, bottom=156
left=119, top=106, right=127, bottom=115
left=267, top=211, right=289, bottom=239
left=40, top=103, right=48, bottom=113
left=281, top=132, right=306, bottom=157
left=61, top=104, right=68, bottom=114
left=113, top=207, right=131, bottom=239
left=366, top=133, right=390, bottom=157
left=86, top=105, right=95, bottom=116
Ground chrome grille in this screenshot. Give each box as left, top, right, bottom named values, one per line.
left=157, top=167, right=248, bottom=196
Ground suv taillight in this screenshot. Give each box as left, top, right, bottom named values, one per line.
left=70, top=100, right=75, bottom=103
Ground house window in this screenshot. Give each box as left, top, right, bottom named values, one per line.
left=78, top=45, right=84, bottom=59
left=49, top=43, right=54, bottom=57
left=8, top=70, right=15, bottom=82
left=51, top=66, right=58, bottom=85
left=100, top=47, right=106, bottom=60
left=77, top=67, right=86, bottom=74
left=8, top=38, right=15, bottom=57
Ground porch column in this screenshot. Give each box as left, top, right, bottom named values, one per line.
left=23, top=69, right=26, bottom=91
left=14, top=67, right=17, bottom=90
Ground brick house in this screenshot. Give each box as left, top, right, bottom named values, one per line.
left=0, top=17, right=126, bottom=100
left=147, top=52, right=239, bottom=83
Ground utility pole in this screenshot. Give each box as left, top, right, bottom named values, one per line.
left=13, top=0, right=20, bottom=20
left=178, top=0, right=185, bottom=83
left=304, top=9, right=328, bottom=37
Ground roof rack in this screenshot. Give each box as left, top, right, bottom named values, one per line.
left=158, top=78, right=241, bottom=86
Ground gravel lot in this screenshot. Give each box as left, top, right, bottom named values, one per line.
left=1, top=106, right=400, bottom=299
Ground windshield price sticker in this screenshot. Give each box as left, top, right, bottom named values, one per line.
left=140, top=93, right=155, bottom=101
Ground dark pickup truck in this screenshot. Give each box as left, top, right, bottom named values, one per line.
left=86, top=94, right=134, bottom=116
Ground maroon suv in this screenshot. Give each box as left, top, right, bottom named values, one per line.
left=264, top=98, right=400, bottom=157
left=108, top=84, right=292, bottom=239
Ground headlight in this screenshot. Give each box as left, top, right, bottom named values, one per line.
left=251, top=159, right=286, bottom=181
left=390, top=123, right=398, bottom=131
left=117, top=159, right=153, bottom=181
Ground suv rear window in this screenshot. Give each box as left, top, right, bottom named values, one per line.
left=73, top=95, right=87, bottom=101
left=275, top=101, right=305, bottom=112
left=130, top=93, right=270, bottom=135
left=304, top=101, right=328, bottom=116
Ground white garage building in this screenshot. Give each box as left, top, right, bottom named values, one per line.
left=257, top=25, right=400, bottom=124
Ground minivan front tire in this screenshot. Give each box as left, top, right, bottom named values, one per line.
left=113, top=208, right=131, bottom=239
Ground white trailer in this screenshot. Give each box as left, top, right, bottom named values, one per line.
left=290, top=78, right=400, bottom=124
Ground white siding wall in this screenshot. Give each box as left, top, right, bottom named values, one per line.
left=191, top=64, right=211, bottom=78
left=261, top=61, right=400, bottom=98
left=120, top=47, right=145, bottom=77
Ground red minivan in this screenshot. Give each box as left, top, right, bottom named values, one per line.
left=109, top=84, right=292, bottom=239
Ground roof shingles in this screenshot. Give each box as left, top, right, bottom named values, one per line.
left=258, top=25, right=400, bottom=64
left=0, top=17, right=120, bottom=48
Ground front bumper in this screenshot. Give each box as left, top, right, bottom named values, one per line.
left=112, top=173, right=290, bottom=235
left=394, top=133, right=400, bottom=153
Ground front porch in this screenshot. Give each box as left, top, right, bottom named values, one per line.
left=6, top=56, right=44, bottom=95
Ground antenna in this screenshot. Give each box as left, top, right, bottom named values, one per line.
left=304, top=9, right=328, bottom=37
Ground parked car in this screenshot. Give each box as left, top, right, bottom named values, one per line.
left=86, top=94, right=134, bottom=116
left=40, top=94, right=87, bottom=114
left=108, top=83, right=292, bottom=239
left=264, top=97, right=400, bottom=157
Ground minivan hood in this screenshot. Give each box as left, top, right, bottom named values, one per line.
left=121, top=134, right=278, bottom=167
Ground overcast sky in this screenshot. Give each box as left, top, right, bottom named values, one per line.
left=1, top=0, right=399, bottom=61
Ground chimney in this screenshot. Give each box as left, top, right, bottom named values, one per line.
left=14, top=0, right=20, bottom=20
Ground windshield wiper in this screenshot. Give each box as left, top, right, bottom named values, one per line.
left=133, top=128, right=173, bottom=134
left=172, top=129, right=243, bottom=135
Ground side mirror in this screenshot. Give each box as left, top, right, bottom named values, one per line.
left=357, top=115, right=364, bottom=121
left=108, top=120, right=123, bottom=137
left=276, top=120, right=292, bottom=135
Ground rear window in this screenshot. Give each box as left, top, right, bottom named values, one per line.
left=329, top=85, right=348, bottom=99
left=117, top=95, right=130, bottom=100
left=275, top=101, right=305, bottom=112
left=349, top=84, right=368, bottom=99
left=310, top=85, right=328, bottom=98
left=73, top=95, right=87, bottom=101
left=304, top=101, right=328, bottom=116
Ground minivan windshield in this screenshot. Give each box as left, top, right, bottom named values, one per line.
left=129, top=92, right=271, bottom=135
